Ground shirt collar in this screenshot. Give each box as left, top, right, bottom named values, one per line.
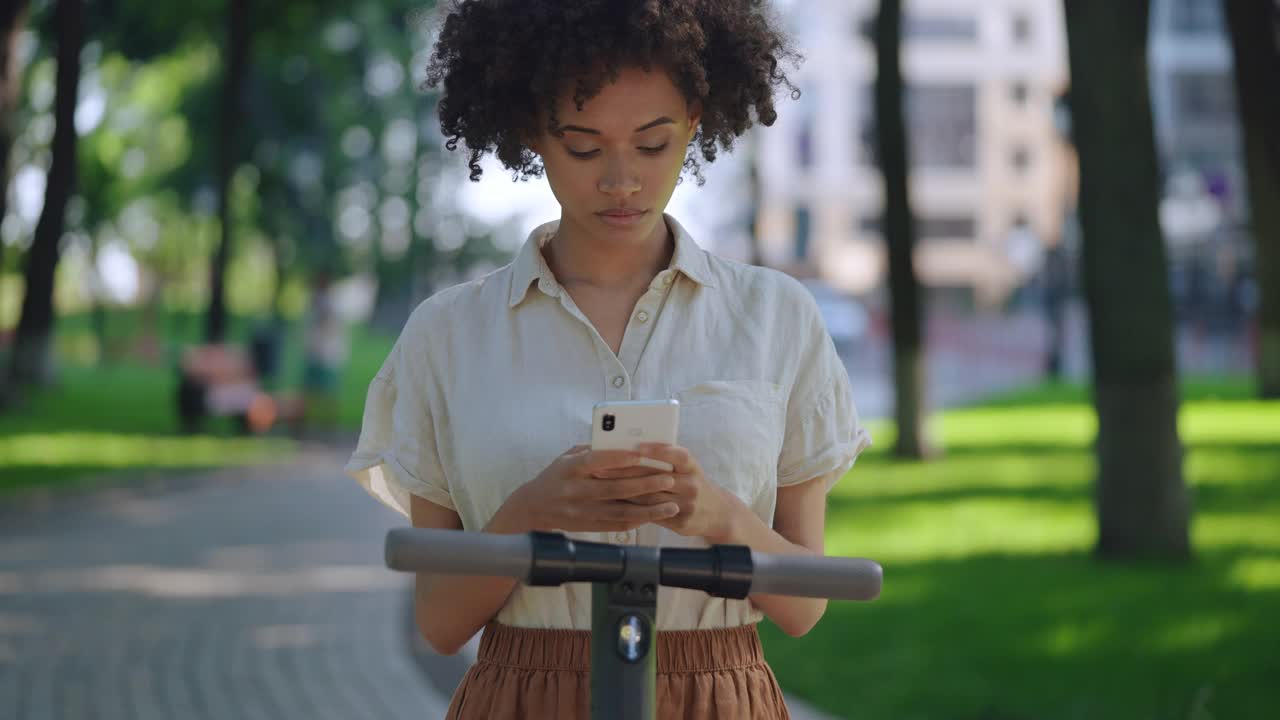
left=507, top=213, right=716, bottom=308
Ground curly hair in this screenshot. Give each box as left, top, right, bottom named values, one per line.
left=423, top=0, right=801, bottom=184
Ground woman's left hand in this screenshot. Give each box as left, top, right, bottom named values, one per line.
left=596, top=443, right=736, bottom=540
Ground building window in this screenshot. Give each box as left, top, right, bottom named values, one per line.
left=854, top=12, right=977, bottom=43
left=1011, top=13, right=1032, bottom=44
left=1010, top=81, right=1030, bottom=107
left=919, top=215, right=977, bottom=241
left=1011, top=146, right=1032, bottom=173
left=795, top=88, right=816, bottom=170
left=1173, top=71, right=1236, bottom=122
left=858, top=214, right=976, bottom=242
left=797, top=118, right=814, bottom=169
left=860, top=83, right=977, bottom=169
left=905, top=14, right=978, bottom=42
left=858, top=215, right=882, bottom=236
left=855, top=15, right=874, bottom=42
left=1169, top=0, right=1223, bottom=35
left=857, top=84, right=978, bottom=169
left=910, top=84, right=978, bottom=168
left=794, top=206, right=812, bottom=260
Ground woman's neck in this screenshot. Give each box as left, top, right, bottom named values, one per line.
left=543, top=213, right=675, bottom=292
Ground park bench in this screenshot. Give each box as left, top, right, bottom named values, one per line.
left=176, top=343, right=304, bottom=434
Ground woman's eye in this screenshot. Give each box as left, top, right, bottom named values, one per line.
left=566, top=144, right=667, bottom=159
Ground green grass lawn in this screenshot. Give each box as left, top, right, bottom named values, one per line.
left=762, top=380, right=1280, bottom=720
left=0, top=312, right=396, bottom=496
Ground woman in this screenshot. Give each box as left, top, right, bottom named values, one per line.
left=347, top=1, right=872, bottom=717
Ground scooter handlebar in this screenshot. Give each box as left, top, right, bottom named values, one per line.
left=385, top=528, right=881, bottom=602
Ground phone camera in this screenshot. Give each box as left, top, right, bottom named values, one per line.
left=602, top=414, right=615, bottom=432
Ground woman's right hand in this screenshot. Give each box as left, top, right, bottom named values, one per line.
left=509, top=445, right=680, bottom=533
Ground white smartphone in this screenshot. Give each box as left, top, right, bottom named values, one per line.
left=590, top=399, right=680, bottom=472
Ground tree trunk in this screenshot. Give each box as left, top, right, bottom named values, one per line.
left=1222, top=0, right=1280, bottom=399
left=874, top=0, right=931, bottom=459
left=204, top=0, right=250, bottom=343
left=0, top=0, right=30, bottom=342
left=0, top=0, right=28, bottom=231
left=8, top=0, right=82, bottom=389
left=1063, top=0, right=1191, bottom=561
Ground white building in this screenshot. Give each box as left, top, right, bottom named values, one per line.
left=756, top=0, right=1072, bottom=309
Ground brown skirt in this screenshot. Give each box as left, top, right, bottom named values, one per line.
left=445, top=621, right=791, bottom=719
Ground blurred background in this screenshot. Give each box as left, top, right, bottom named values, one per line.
left=0, top=0, right=1277, bottom=719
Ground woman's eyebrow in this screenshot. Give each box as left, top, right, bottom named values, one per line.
left=558, top=116, right=676, bottom=135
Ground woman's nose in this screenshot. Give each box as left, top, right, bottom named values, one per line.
left=597, top=155, right=641, bottom=197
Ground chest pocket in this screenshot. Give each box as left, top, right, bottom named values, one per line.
left=674, top=379, right=786, bottom=508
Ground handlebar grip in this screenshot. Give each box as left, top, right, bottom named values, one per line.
left=385, top=527, right=533, bottom=578
left=749, top=553, right=882, bottom=601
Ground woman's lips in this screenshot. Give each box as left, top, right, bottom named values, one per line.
left=596, top=209, right=649, bottom=227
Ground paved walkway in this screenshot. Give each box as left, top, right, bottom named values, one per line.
left=0, top=448, right=449, bottom=719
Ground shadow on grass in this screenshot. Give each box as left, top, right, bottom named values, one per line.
left=763, top=546, right=1280, bottom=720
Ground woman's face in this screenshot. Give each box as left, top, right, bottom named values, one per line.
left=530, top=66, right=701, bottom=244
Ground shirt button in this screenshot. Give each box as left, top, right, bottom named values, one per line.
left=614, top=532, right=629, bottom=544
left=636, top=310, right=650, bottom=324
left=612, top=375, right=626, bottom=388
left=662, top=275, right=673, bottom=287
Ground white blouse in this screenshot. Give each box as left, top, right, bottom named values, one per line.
left=346, top=214, right=872, bottom=630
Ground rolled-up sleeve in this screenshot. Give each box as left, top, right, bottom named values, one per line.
left=344, top=336, right=453, bottom=518
left=776, top=295, right=873, bottom=492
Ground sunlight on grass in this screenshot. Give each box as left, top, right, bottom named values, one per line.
left=1227, top=556, right=1280, bottom=590
left=0, top=432, right=294, bottom=467
left=828, top=497, right=1094, bottom=563
left=1193, top=513, right=1280, bottom=552
left=839, top=451, right=1091, bottom=498
left=0, top=430, right=297, bottom=495
left=1180, top=401, right=1280, bottom=445
left=938, top=405, right=1097, bottom=447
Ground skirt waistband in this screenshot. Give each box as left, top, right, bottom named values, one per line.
left=475, top=621, right=767, bottom=674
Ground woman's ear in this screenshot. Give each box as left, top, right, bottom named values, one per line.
left=687, top=100, right=703, bottom=143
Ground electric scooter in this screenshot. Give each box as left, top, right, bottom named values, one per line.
left=385, top=528, right=883, bottom=720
